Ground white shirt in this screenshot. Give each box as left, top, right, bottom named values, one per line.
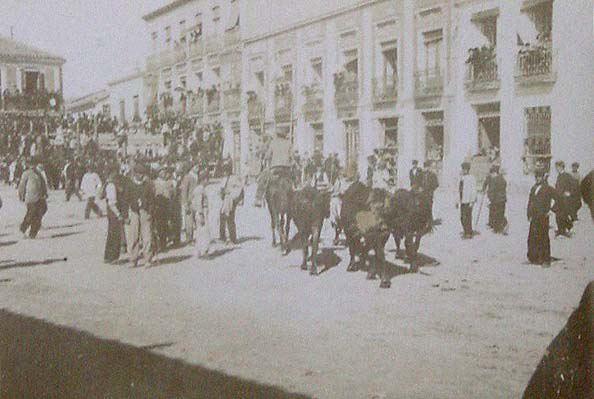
left=459, top=174, right=477, bottom=205
left=81, top=172, right=102, bottom=198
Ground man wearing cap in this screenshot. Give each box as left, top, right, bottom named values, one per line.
left=483, top=165, right=507, bottom=234
left=527, top=169, right=558, bottom=265
left=457, top=162, right=477, bottom=239
left=554, top=161, right=576, bottom=237
left=254, top=130, right=292, bottom=207
left=219, top=163, right=244, bottom=244
left=18, top=157, right=48, bottom=239
left=569, top=162, right=582, bottom=221
left=127, top=164, right=156, bottom=267
left=421, top=160, right=439, bottom=228
left=180, top=164, right=199, bottom=243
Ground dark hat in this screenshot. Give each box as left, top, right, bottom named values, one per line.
left=571, top=162, right=580, bottom=168
left=412, top=160, right=419, bottom=165
left=133, top=163, right=147, bottom=175
left=461, top=162, right=471, bottom=170
left=555, top=160, right=565, bottom=167
left=490, top=165, right=500, bottom=174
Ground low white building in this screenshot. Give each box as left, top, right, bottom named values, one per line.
left=65, top=90, right=110, bottom=119
left=107, top=70, right=147, bottom=125
left=0, top=35, right=65, bottom=112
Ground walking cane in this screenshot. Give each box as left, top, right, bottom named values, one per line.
left=475, top=190, right=486, bottom=228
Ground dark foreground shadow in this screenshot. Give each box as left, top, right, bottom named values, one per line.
left=48, top=231, right=83, bottom=239
left=44, top=222, right=83, bottom=231
left=204, top=247, right=236, bottom=260
left=0, top=257, right=67, bottom=271
left=523, top=281, right=593, bottom=398
left=0, top=309, right=310, bottom=399
left=155, top=255, right=193, bottom=267
left=237, top=235, right=263, bottom=244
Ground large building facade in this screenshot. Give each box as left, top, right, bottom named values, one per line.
left=0, top=35, right=65, bottom=113
left=143, top=0, right=594, bottom=187
left=143, top=0, right=242, bottom=171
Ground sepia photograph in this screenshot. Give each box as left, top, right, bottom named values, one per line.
left=0, top=0, right=592, bottom=397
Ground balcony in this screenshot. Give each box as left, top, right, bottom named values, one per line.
left=414, top=71, right=444, bottom=98
left=224, top=28, right=240, bottom=48
left=188, top=94, right=204, bottom=116
left=465, top=60, right=500, bottom=92
left=205, top=36, right=222, bottom=54
left=372, top=78, right=398, bottom=106
left=173, top=45, right=187, bottom=64
left=274, top=81, right=293, bottom=123
left=302, top=84, right=323, bottom=122
left=334, top=80, right=358, bottom=113
left=247, top=95, right=264, bottom=122
left=189, top=40, right=204, bottom=57
left=223, top=85, right=241, bottom=112
left=206, top=91, right=221, bottom=114
left=515, top=45, right=556, bottom=86
left=146, top=54, right=159, bottom=70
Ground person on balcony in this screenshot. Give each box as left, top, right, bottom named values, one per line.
left=254, top=130, right=293, bottom=207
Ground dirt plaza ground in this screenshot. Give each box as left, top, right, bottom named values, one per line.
left=0, top=182, right=591, bottom=398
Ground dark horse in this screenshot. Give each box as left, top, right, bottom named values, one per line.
left=386, top=189, right=432, bottom=277
left=265, top=167, right=293, bottom=254
left=290, top=186, right=331, bottom=275
left=340, top=182, right=392, bottom=286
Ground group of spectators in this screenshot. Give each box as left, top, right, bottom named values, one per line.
left=1, top=88, right=63, bottom=112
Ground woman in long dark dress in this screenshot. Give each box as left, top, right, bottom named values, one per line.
left=104, top=171, right=123, bottom=264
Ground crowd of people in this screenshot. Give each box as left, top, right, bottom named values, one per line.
left=1, top=88, right=63, bottom=112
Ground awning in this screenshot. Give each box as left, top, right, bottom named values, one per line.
left=471, top=8, right=499, bottom=22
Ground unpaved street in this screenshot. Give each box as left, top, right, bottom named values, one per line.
left=0, top=184, right=592, bottom=398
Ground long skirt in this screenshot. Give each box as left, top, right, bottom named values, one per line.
left=104, top=210, right=122, bottom=263
left=490, top=202, right=507, bottom=233
left=194, top=217, right=211, bottom=258
left=527, top=215, right=550, bottom=264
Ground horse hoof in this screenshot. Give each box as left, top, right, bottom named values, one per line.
left=366, top=273, right=377, bottom=280
left=309, top=269, right=318, bottom=276
left=380, top=280, right=391, bottom=289
left=301, top=264, right=308, bottom=271
left=347, top=264, right=357, bottom=272
left=282, top=249, right=290, bottom=256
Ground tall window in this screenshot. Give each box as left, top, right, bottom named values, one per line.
left=151, top=32, right=158, bottom=51
left=165, top=26, right=171, bottom=46
left=381, top=46, right=397, bottom=87
left=179, top=20, right=186, bottom=44
left=212, top=6, right=221, bottom=35
left=524, top=106, right=552, bottom=173
left=343, top=50, right=358, bottom=81
left=423, top=30, right=442, bottom=74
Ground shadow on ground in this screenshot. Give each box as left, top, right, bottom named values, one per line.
left=0, top=309, right=310, bottom=399
left=0, top=240, right=17, bottom=248
left=44, top=223, right=83, bottom=231
left=0, top=258, right=67, bottom=271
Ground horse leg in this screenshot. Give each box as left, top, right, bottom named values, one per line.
left=366, top=242, right=377, bottom=280
left=346, top=238, right=358, bottom=272
left=310, top=225, right=321, bottom=276
left=301, top=233, right=308, bottom=270
left=410, top=234, right=422, bottom=273
left=378, top=246, right=390, bottom=288
left=270, top=211, right=277, bottom=247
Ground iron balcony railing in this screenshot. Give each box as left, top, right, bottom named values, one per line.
left=414, top=70, right=443, bottom=97
left=334, top=80, right=358, bottom=110
left=515, top=45, right=555, bottom=84
left=372, top=78, right=398, bottom=104
left=465, top=60, right=499, bottom=90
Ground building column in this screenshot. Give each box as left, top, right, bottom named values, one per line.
left=397, top=0, right=417, bottom=189
left=358, top=7, right=375, bottom=179
left=324, top=21, right=342, bottom=164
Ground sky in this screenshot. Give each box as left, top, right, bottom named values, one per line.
left=2, top=0, right=168, bottom=100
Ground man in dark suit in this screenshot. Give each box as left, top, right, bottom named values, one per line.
left=483, top=165, right=507, bottom=234
left=554, top=161, right=576, bottom=237
left=527, top=170, right=558, bottom=266
left=409, top=160, right=421, bottom=189
left=420, top=160, right=439, bottom=228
